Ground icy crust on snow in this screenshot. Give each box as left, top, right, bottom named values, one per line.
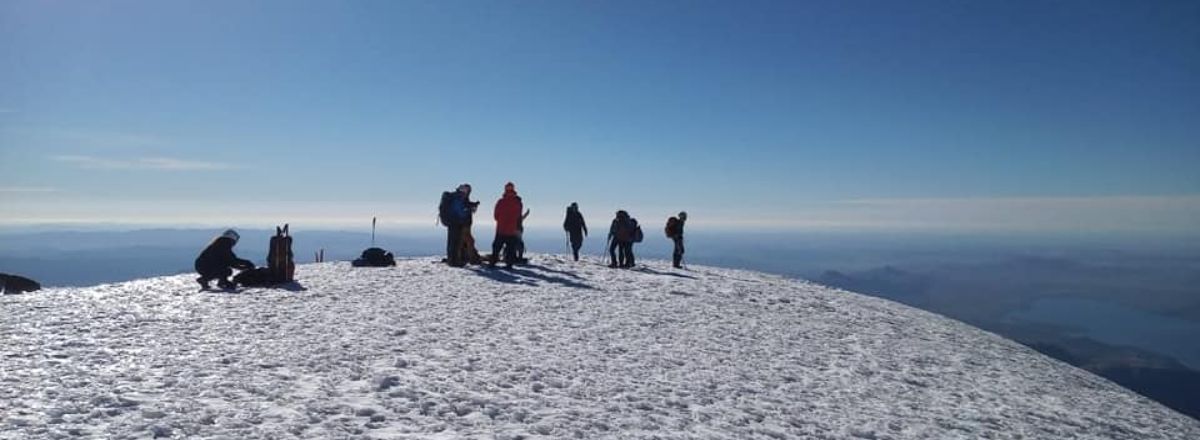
left=3, top=256, right=1198, bottom=439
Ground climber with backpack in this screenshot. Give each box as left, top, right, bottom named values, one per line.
left=562, top=202, right=588, bottom=261
left=607, top=210, right=639, bottom=268
left=490, top=182, right=524, bottom=268
left=629, top=217, right=643, bottom=267
left=666, top=211, right=687, bottom=268
left=195, top=229, right=255, bottom=290
left=439, top=183, right=478, bottom=267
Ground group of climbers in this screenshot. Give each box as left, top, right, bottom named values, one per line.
left=439, top=182, right=530, bottom=268
left=192, top=181, right=688, bottom=289
left=439, top=182, right=687, bottom=270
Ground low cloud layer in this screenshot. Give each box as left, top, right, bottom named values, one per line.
left=51, top=155, right=234, bottom=171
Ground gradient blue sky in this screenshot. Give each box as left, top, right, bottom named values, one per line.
left=1, top=1, right=1197, bottom=233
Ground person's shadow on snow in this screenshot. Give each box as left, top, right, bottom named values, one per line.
left=634, top=267, right=697, bottom=280
left=521, top=263, right=586, bottom=281
left=470, top=266, right=595, bottom=290
left=469, top=267, right=538, bottom=287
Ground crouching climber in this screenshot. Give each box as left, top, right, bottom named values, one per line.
left=195, top=229, right=255, bottom=290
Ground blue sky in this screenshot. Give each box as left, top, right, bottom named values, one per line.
left=1, top=1, right=1197, bottom=234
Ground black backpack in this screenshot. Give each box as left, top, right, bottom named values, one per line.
left=632, top=219, right=644, bottom=243
left=438, top=191, right=457, bottom=226
left=353, top=247, right=396, bottom=267
left=1, top=273, right=41, bottom=294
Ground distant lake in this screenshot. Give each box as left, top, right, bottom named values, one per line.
left=1007, top=297, right=1200, bottom=370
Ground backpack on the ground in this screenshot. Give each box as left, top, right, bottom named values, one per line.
left=233, top=267, right=275, bottom=287
left=632, top=219, right=644, bottom=243
left=0, top=273, right=41, bottom=294
left=665, top=217, right=680, bottom=238
left=353, top=247, right=396, bottom=267
left=269, top=224, right=295, bottom=282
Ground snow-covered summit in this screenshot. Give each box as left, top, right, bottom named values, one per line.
left=3, top=255, right=1197, bottom=439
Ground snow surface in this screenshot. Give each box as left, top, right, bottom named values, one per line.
left=3, top=255, right=1198, bottom=439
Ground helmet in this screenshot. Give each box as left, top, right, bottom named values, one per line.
left=220, top=229, right=240, bottom=243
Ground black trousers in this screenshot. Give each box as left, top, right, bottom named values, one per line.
left=446, top=224, right=465, bottom=266
left=196, top=266, right=233, bottom=286
left=609, top=240, right=634, bottom=267
left=672, top=236, right=685, bottom=267
left=569, top=231, right=584, bottom=261
left=491, top=234, right=519, bottom=266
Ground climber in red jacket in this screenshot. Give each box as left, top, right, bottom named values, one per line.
left=491, top=182, right=524, bottom=268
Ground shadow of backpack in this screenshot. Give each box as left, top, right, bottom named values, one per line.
left=353, top=247, right=396, bottom=267
left=234, top=224, right=296, bottom=287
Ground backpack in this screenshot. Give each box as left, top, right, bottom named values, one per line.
left=632, top=219, right=644, bottom=243
left=665, top=217, right=680, bottom=238
left=233, top=267, right=276, bottom=287
left=613, top=219, right=633, bottom=242
left=0, top=273, right=41, bottom=294
left=353, top=247, right=396, bottom=267
left=438, top=191, right=460, bottom=226
left=268, top=224, right=295, bottom=283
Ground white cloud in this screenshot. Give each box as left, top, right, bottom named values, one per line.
left=51, top=155, right=235, bottom=171
left=0, top=187, right=58, bottom=193
left=56, top=130, right=164, bottom=148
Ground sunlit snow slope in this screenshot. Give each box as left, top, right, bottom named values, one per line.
left=3, top=255, right=1198, bottom=439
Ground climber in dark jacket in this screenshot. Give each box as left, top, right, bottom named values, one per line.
left=667, top=211, right=687, bottom=268
left=563, top=202, right=588, bottom=261
left=195, top=229, right=255, bottom=290
left=607, top=210, right=635, bottom=268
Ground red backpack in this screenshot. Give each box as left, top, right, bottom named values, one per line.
left=665, top=217, right=680, bottom=238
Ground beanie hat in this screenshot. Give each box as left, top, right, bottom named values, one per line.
left=220, top=229, right=240, bottom=243
left=504, top=182, right=515, bottom=192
